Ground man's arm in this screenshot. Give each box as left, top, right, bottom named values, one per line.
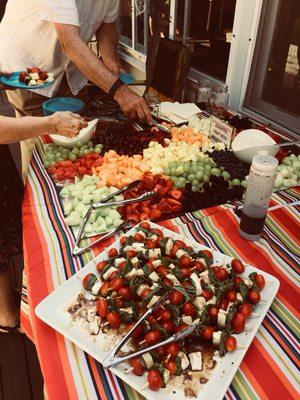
left=54, top=23, right=151, bottom=122
left=96, top=22, right=121, bottom=75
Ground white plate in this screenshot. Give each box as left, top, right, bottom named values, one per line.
left=35, top=222, right=279, bottom=400
left=50, top=119, right=98, bottom=148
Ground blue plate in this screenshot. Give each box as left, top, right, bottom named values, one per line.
left=0, top=71, right=54, bottom=89
left=119, top=72, right=135, bottom=84
left=43, top=97, right=85, bottom=116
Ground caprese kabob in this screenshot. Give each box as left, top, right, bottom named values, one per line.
left=74, top=222, right=266, bottom=394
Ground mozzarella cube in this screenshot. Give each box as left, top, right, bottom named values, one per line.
left=114, top=257, right=126, bottom=267
left=141, top=353, right=153, bottom=369
left=217, top=311, right=227, bottom=328
left=206, top=295, right=217, bottom=305
left=188, top=352, right=202, bottom=371
left=136, top=230, right=146, bottom=238
left=103, top=266, right=117, bottom=280
left=168, top=263, right=176, bottom=269
left=237, top=293, right=243, bottom=302
left=176, top=249, right=187, bottom=259
left=244, top=278, right=253, bottom=288
left=30, top=72, right=39, bottom=80
left=163, top=369, right=170, bottom=384
left=131, top=257, right=140, bottom=267
left=131, top=242, right=145, bottom=251
left=165, top=238, right=173, bottom=255
left=151, top=259, right=162, bottom=268
left=86, top=307, right=97, bottom=322
left=123, top=246, right=134, bottom=252
left=28, top=80, right=37, bottom=86
left=137, top=284, right=150, bottom=296
left=45, top=76, right=54, bottom=83
left=190, top=272, right=202, bottom=295
left=148, top=248, right=161, bottom=258
left=149, top=271, right=160, bottom=282
left=196, top=257, right=207, bottom=267
left=91, top=280, right=102, bottom=296
left=147, top=295, right=161, bottom=309
left=166, top=273, right=180, bottom=285
left=200, top=270, right=210, bottom=284
left=126, top=268, right=144, bottom=278
left=193, top=296, right=206, bottom=310
left=182, top=316, right=193, bottom=325
left=119, top=307, right=133, bottom=315
left=179, top=351, right=190, bottom=370
left=89, top=316, right=101, bottom=335
left=213, top=331, right=222, bottom=345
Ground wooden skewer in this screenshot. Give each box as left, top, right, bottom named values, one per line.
left=141, top=383, right=149, bottom=391
left=165, top=354, right=171, bottom=362
left=237, top=344, right=247, bottom=349
left=138, top=339, right=147, bottom=346
left=156, top=316, right=162, bottom=321
left=102, top=321, right=110, bottom=327
left=251, top=313, right=260, bottom=318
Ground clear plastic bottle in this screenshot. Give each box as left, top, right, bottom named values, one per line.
left=239, top=152, right=278, bottom=241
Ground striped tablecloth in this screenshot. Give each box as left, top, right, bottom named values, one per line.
left=21, top=145, right=300, bottom=400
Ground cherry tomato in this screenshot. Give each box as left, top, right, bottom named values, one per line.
left=174, top=240, right=186, bottom=249
left=136, top=304, right=147, bottom=315
left=179, top=267, right=191, bottom=279
left=219, top=299, right=229, bottom=311
left=127, top=322, right=144, bottom=339
left=100, top=282, right=111, bottom=297
left=165, top=361, right=177, bottom=375
left=97, top=298, right=108, bottom=318
left=186, top=245, right=193, bottom=252
left=145, top=329, right=161, bottom=345
left=233, top=276, right=243, bottom=290
left=226, top=290, right=237, bottom=302
left=126, top=250, right=137, bottom=258
left=166, top=342, right=180, bottom=358
left=183, top=302, right=196, bottom=317
left=174, top=323, right=188, bottom=333
left=157, top=265, right=169, bottom=277
left=133, top=233, right=144, bottom=242
left=118, top=261, right=127, bottom=272
left=162, top=277, right=172, bottom=286
left=231, top=312, right=246, bottom=334
left=108, top=248, right=118, bottom=258
left=160, top=320, right=175, bottom=333
left=238, top=303, right=253, bottom=319
left=129, top=357, right=145, bottom=376
left=147, top=315, right=157, bottom=326
left=106, top=311, right=121, bottom=329
left=108, top=271, right=119, bottom=281
left=145, top=239, right=158, bottom=249
left=247, top=290, right=260, bottom=305
left=179, top=255, right=192, bottom=268
left=191, top=260, right=206, bottom=272
left=120, top=237, right=127, bottom=246
left=214, top=267, right=229, bottom=281
left=155, top=346, right=167, bottom=360
left=110, top=277, right=125, bottom=291
left=118, top=287, right=133, bottom=301
left=140, top=288, right=152, bottom=299
left=225, top=336, right=237, bottom=352
left=202, top=249, right=213, bottom=260
left=115, top=297, right=124, bottom=308
left=159, top=309, right=171, bottom=321
left=147, top=370, right=163, bottom=391
left=254, top=274, right=265, bottom=290
left=170, top=244, right=179, bottom=257
left=231, top=259, right=245, bottom=274
left=139, top=222, right=150, bottom=229
left=169, top=290, right=184, bottom=305
left=96, top=260, right=107, bottom=272
left=208, top=306, right=219, bottom=323
left=201, top=326, right=214, bottom=341
left=151, top=228, right=163, bottom=237
left=201, top=290, right=213, bottom=301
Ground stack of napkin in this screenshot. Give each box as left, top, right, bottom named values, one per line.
left=160, top=102, right=201, bottom=124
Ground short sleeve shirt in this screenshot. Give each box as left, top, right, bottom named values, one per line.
left=0, top=0, right=119, bottom=97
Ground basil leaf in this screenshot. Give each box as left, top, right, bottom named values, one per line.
left=238, top=281, right=249, bottom=302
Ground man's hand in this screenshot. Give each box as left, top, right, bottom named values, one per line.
left=114, top=85, right=152, bottom=123
left=104, top=59, right=124, bottom=76
left=48, top=112, right=88, bottom=137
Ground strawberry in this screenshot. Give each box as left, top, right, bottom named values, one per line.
left=19, top=71, right=28, bottom=82
left=149, top=208, right=162, bottom=221
left=157, top=198, right=172, bottom=213
left=169, top=189, right=183, bottom=201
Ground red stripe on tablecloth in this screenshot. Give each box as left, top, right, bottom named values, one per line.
left=22, top=185, right=78, bottom=400
left=241, top=338, right=299, bottom=400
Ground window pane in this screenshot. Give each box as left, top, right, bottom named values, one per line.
left=119, top=0, right=132, bottom=46
left=260, top=1, right=300, bottom=115
left=175, top=0, right=237, bottom=81
left=149, top=0, right=171, bottom=38
left=135, top=0, right=148, bottom=54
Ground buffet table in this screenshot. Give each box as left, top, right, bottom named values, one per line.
left=20, top=141, right=299, bottom=400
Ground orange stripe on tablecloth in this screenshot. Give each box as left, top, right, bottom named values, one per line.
left=88, top=356, right=108, bottom=400
left=239, top=363, right=269, bottom=400
left=245, top=339, right=299, bottom=399
left=211, top=211, right=299, bottom=311
left=22, top=186, right=77, bottom=400
left=270, top=208, right=300, bottom=243
left=263, top=319, right=299, bottom=367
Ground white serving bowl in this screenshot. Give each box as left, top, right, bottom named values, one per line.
left=232, top=129, right=278, bottom=164
left=50, top=119, right=98, bottom=148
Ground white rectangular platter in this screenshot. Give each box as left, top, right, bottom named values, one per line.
left=35, top=222, right=279, bottom=400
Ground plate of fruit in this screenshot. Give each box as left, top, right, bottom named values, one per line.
left=0, top=66, right=54, bottom=89
left=35, top=221, right=279, bottom=399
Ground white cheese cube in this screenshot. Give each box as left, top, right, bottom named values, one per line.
left=114, top=257, right=126, bottom=267
left=149, top=271, right=160, bottom=282
left=136, top=230, right=147, bottom=238
left=89, top=316, right=101, bottom=335
left=147, top=295, right=161, bottom=309
left=237, top=293, right=243, bottom=302
left=163, top=369, right=170, bottom=384
left=148, top=248, right=161, bottom=258
left=200, top=270, right=210, bottom=284
left=213, top=331, right=222, bottom=346
left=149, top=234, right=158, bottom=241
left=131, top=257, right=140, bottom=267
left=131, top=243, right=146, bottom=252
left=126, top=268, right=144, bottom=278
left=182, top=316, right=193, bottom=325
left=188, top=352, right=202, bottom=371
left=86, top=307, right=97, bottom=322
left=119, top=307, right=133, bottom=315
left=28, top=80, right=37, bottom=86
left=166, top=273, right=180, bottom=285
left=123, top=246, right=134, bottom=252
left=190, top=273, right=202, bottom=295
left=179, top=351, right=190, bottom=370
left=45, top=76, right=54, bottom=83
left=168, top=263, right=176, bottom=269
left=196, top=257, right=207, bottom=267
left=30, top=72, right=39, bottom=80
left=244, top=278, right=253, bottom=288
left=137, top=284, right=150, bottom=296
left=151, top=259, right=162, bottom=268
left=176, top=249, right=187, bottom=259
left=103, top=266, right=117, bottom=280
left=193, top=296, right=206, bottom=310
left=165, top=238, right=173, bottom=255
left=217, top=312, right=227, bottom=328
left=91, top=280, right=102, bottom=296
left=206, top=295, right=217, bottom=305
left=141, top=353, right=153, bottom=369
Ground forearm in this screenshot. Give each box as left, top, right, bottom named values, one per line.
left=96, top=22, right=119, bottom=65
left=0, top=116, right=54, bottom=144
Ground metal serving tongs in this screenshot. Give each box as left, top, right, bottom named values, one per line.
left=102, top=288, right=201, bottom=369
left=72, top=186, right=156, bottom=256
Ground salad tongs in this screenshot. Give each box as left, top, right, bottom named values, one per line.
left=102, top=289, right=201, bottom=369
left=72, top=188, right=156, bottom=256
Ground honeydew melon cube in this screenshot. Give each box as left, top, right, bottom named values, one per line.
left=82, top=193, right=92, bottom=204
left=109, top=209, right=120, bottom=219
left=65, top=211, right=81, bottom=226
left=84, top=223, right=93, bottom=233
left=105, top=216, right=113, bottom=226
left=98, top=208, right=110, bottom=217
left=88, top=211, right=98, bottom=224
left=112, top=218, right=122, bottom=227
left=64, top=202, right=73, bottom=216
left=60, top=187, right=70, bottom=198
left=92, top=190, right=102, bottom=203
left=72, top=197, right=79, bottom=208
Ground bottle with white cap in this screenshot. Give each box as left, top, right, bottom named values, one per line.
left=239, top=151, right=278, bottom=241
